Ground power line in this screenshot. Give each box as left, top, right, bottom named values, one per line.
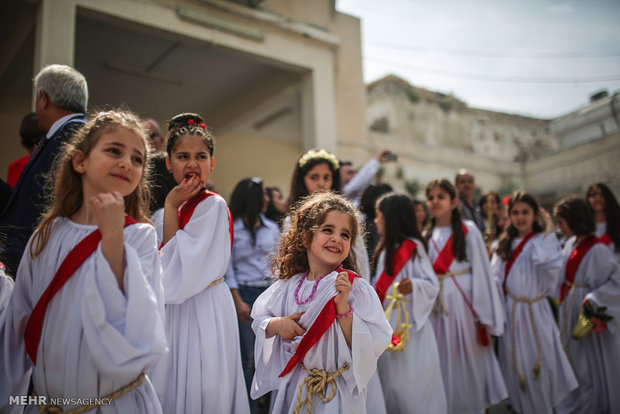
left=365, top=56, right=620, bottom=83
left=367, top=42, right=620, bottom=59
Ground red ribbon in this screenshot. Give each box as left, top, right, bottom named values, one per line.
left=432, top=224, right=468, bottom=274
left=279, top=269, right=360, bottom=378
left=159, top=190, right=233, bottom=250
left=374, top=239, right=417, bottom=304
left=559, top=235, right=600, bottom=304
left=24, top=216, right=138, bottom=364
left=503, top=231, right=536, bottom=293
left=599, top=233, right=612, bottom=246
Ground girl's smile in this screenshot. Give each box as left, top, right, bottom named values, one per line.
left=306, top=211, right=352, bottom=279
left=426, top=186, right=457, bottom=224
left=587, top=186, right=605, bottom=214
left=510, top=201, right=536, bottom=238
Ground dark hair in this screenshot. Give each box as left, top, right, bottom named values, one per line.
left=425, top=179, right=467, bottom=262
left=359, top=183, right=393, bottom=221
left=274, top=192, right=360, bottom=279
left=554, top=196, right=595, bottom=237
left=265, top=186, right=285, bottom=226
left=586, top=182, right=620, bottom=252
left=371, top=193, right=426, bottom=276
left=229, top=177, right=265, bottom=246
left=288, top=149, right=341, bottom=206
left=496, top=191, right=544, bottom=260
left=19, top=112, right=44, bottom=150
left=412, top=199, right=429, bottom=229
left=166, top=113, right=214, bottom=157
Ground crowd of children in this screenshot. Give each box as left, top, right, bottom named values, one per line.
left=0, top=111, right=619, bottom=414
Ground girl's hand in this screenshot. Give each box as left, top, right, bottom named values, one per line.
left=539, top=207, right=555, bottom=235
left=397, top=278, right=413, bottom=295
left=334, top=272, right=352, bottom=310
left=90, top=192, right=125, bottom=237
left=266, top=313, right=305, bottom=340
left=165, top=175, right=203, bottom=209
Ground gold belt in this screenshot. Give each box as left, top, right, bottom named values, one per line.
left=37, top=372, right=146, bottom=413
left=434, top=268, right=472, bottom=315
left=208, top=277, right=225, bottom=289
left=293, top=363, right=349, bottom=414
left=506, top=290, right=546, bottom=391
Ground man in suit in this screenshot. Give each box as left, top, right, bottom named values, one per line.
left=455, top=168, right=486, bottom=233
left=0, top=64, right=88, bottom=277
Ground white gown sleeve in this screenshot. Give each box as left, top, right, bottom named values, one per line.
left=583, top=245, right=620, bottom=333
left=160, top=195, right=232, bottom=304
left=530, top=233, right=563, bottom=295
left=403, top=243, right=440, bottom=332
left=81, top=224, right=167, bottom=376
left=0, top=272, right=14, bottom=314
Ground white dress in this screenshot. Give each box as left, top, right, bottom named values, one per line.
left=595, top=222, right=620, bottom=263
left=0, top=218, right=167, bottom=413
left=490, top=233, right=577, bottom=413
left=374, top=238, right=447, bottom=414
left=0, top=267, right=14, bottom=314
left=428, top=221, right=507, bottom=414
left=250, top=270, right=392, bottom=414
left=555, top=237, right=620, bottom=414
left=150, top=195, right=249, bottom=413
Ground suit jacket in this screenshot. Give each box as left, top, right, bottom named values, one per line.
left=0, top=114, right=87, bottom=276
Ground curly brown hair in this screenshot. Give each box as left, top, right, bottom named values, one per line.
left=273, top=192, right=361, bottom=279
left=30, top=110, right=152, bottom=257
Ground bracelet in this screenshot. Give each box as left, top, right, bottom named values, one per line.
left=336, top=305, right=354, bottom=319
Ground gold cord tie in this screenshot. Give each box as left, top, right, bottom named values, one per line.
left=506, top=290, right=545, bottom=392
left=560, top=282, right=590, bottom=351
left=385, top=282, right=412, bottom=351
left=434, top=268, right=471, bottom=316
left=293, top=363, right=349, bottom=414
left=37, top=372, right=146, bottom=413
left=207, top=277, right=225, bottom=289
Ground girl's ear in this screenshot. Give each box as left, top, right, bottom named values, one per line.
left=165, top=157, right=171, bottom=172
left=450, top=197, right=459, bottom=210
left=301, top=231, right=311, bottom=248
left=72, top=150, right=86, bottom=174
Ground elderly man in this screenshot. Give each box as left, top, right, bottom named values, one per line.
left=0, top=65, right=88, bottom=277
left=455, top=168, right=486, bottom=233
left=142, top=118, right=176, bottom=213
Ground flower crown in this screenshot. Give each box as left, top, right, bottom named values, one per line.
left=169, top=118, right=208, bottom=138
left=298, top=149, right=339, bottom=170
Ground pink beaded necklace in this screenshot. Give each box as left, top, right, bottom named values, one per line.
left=294, top=267, right=340, bottom=305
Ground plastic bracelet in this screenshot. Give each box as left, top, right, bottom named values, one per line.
left=336, top=305, right=354, bottom=319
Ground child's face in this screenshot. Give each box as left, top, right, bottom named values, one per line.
left=414, top=204, right=426, bottom=227
left=168, top=135, right=213, bottom=188
left=306, top=211, right=352, bottom=273
left=374, top=208, right=385, bottom=236
left=74, top=126, right=145, bottom=198
left=304, top=162, right=333, bottom=194
left=554, top=213, right=573, bottom=237
left=497, top=206, right=509, bottom=230
left=587, top=186, right=605, bottom=214
left=510, top=201, right=537, bottom=236
left=426, top=186, right=457, bottom=221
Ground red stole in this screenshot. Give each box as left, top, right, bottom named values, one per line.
left=432, top=223, right=468, bottom=274
left=24, top=216, right=138, bottom=364
left=503, top=232, right=536, bottom=293
left=374, top=240, right=417, bottom=304
left=599, top=233, right=612, bottom=246
left=160, top=190, right=234, bottom=250
left=559, top=235, right=600, bottom=304
left=279, top=269, right=360, bottom=378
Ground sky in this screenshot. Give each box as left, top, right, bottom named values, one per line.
left=336, top=0, right=620, bottom=119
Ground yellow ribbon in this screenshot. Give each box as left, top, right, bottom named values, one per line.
left=384, top=282, right=412, bottom=352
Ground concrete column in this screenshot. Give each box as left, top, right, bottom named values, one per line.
left=301, top=57, right=337, bottom=153
left=34, top=0, right=77, bottom=71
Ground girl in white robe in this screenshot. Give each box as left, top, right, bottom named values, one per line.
left=490, top=191, right=577, bottom=413
left=586, top=182, right=620, bottom=263
left=149, top=113, right=249, bottom=413
left=372, top=193, right=446, bottom=414
left=425, top=179, right=507, bottom=414
left=0, top=111, right=167, bottom=413
left=251, top=192, right=392, bottom=414
left=554, top=196, right=620, bottom=414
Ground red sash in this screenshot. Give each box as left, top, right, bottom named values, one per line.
left=599, top=233, right=612, bottom=246
left=503, top=232, right=536, bottom=293
left=279, top=269, right=360, bottom=378
left=24, top=216, right=138, bottom=364
left=375, top=240, right=417, bottom=304
left=559, top=235, right=600, bottom=304
left=432, top=223, right=468, bottom=274
left=160, top=190, right=234, bottom=250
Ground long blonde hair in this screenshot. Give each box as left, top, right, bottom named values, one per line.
left=273, top=192, right=360, bottom=279
left=30, top=110, right=152, bottom=257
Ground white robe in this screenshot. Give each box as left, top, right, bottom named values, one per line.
left=150, top=195, right=249, bottom=413
left=251, top=270, right=392, bottom=414
left=428, top=221, right=507, bottom=414
left=0, top=269, right=14, bottom=314
left=490, top=233, right=577, bottom=413
left=555, top=237, right=620, bottom=414
left=374, top=238, right=447, bottom=414
left=595, top=222, right=620, bottom=263
left=0, top=218, right=167, bottom=414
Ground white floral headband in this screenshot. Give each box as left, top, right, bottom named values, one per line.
left=298, top=149, right=339, bottom=171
